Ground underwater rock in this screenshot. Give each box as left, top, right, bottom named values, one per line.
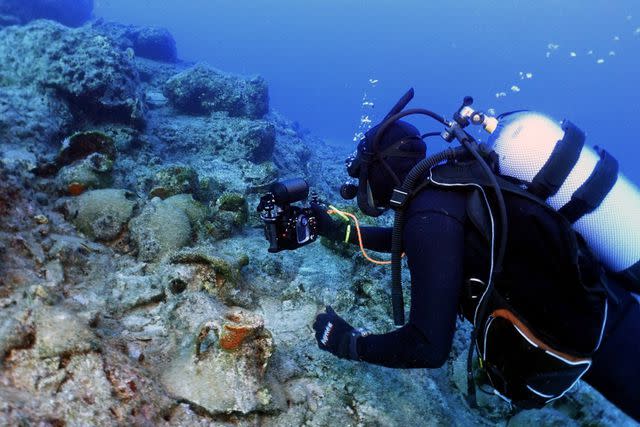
left=65, top=189, right=137, bottom=241
left=0, top=0, right=94, bottom=27
left=270, top=112, right=313, bottom=176
left=57, top=131, right=117, bottom=167
left=109, top=272, right=166, bottom=313
left=164, top=63, right=269, bottom=119
left=130, top=198, right=193, bottom=262
left=508, top=408, right=580, bottom=427
left=92, top=20, right=178, bottom=63
left=161, top=296, right=283, bottom=415
left=209, top=116, right=276, bottom=163
left=0, top=86, right=73, bottom=150
left=0, top=21, right=146, bottom=127
left=32, top=306, right=99, bottom=359
left=169, top=247, right=254, bottom=307
left=150, top=165, right=200, bottom=199
left=56, top=153, right=114, bottom=194
left=132, top=26, right=178, bottom=63
left=35, top=132, right=117, bottom=193
left=150, top=112, right=276, bottom=164
left=206, top=192, right=248, bottom=240
left=36, top=131, right=117, bottom=178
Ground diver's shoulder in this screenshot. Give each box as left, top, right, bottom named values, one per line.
left=406, top=185, right=467, bottom=219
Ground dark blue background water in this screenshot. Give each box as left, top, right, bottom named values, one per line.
left=95, top=0, right=640, bottom=183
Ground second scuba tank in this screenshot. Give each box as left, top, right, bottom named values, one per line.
left=487, top=112, right=640, bottom=288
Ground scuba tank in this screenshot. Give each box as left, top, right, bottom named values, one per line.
left=486, top=112, right=640, bottom=289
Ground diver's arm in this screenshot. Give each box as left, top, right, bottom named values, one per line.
left=355, top=192, right=466, bottom=368
left=346, top=226, right=393, bottom=253
left=312, top=203, right=393, bottom=252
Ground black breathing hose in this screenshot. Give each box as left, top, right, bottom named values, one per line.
left=389, top=128, right=509, bottom=328
left=390, top=146, right=462, bottom=325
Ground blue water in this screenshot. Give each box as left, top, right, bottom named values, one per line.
left=94, top=0, right=640, bottom=183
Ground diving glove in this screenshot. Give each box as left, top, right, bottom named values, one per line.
left=310, top=203, right=350, bottom=242
left=313, top=306, right=362, bottom=360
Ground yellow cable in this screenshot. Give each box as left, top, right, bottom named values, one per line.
left=327, top=205, right=404, bottom=266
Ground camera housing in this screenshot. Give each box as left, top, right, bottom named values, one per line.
left=257, top=178, right=319, bottom=253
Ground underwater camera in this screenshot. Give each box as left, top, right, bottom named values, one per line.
left=257, top=178, right=319, bottom=253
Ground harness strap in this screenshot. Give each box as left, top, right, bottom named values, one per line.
left=528, top=121, right=585, bottom=200
left=558, top=147, right=619, bottom=224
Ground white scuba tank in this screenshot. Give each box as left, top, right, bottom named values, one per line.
left=486, top=112, right=640, bottom=283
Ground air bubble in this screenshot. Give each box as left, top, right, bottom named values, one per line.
left=510, top=86, right=521, bottom=93
left=597, top=59, right=605, bottom=64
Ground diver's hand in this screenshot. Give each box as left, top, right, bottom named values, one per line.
left=313, top=306, right=356, bottom=359
left=310, top=202, right=349, bottom=242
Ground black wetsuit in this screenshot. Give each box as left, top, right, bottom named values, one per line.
left=350, top=186, right=640, bottom=421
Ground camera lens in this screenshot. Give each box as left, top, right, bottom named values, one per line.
left=271, top=178, right=309, bottom=205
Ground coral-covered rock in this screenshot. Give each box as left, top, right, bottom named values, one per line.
left=151, top=113, right=275, bottom=163
left=0, top=86, right=73, bottom=150
left=65, top=189, right=137, bottom=241
left=56, top=155, right=113, bottom=194
left=0, top=0, right=94, bottom=27
left=169, top=247, right=253, bottom=307
left=0, top=21, right=146, bottom=127
left=206, top=192, right=248, bottom=240
left=57, top=131, right=117, bottom=167
left=92, top=21, right=178, bottom=63
left=132, top=26, right=178, bottom=63
left=164, top=64, right=269, bottom=119
left=149, top=165, right=200, bottom=199
left=129, top=198, right=192, bottom=262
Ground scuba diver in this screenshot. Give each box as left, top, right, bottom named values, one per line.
left=309, top=89, right=640, bottom=421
